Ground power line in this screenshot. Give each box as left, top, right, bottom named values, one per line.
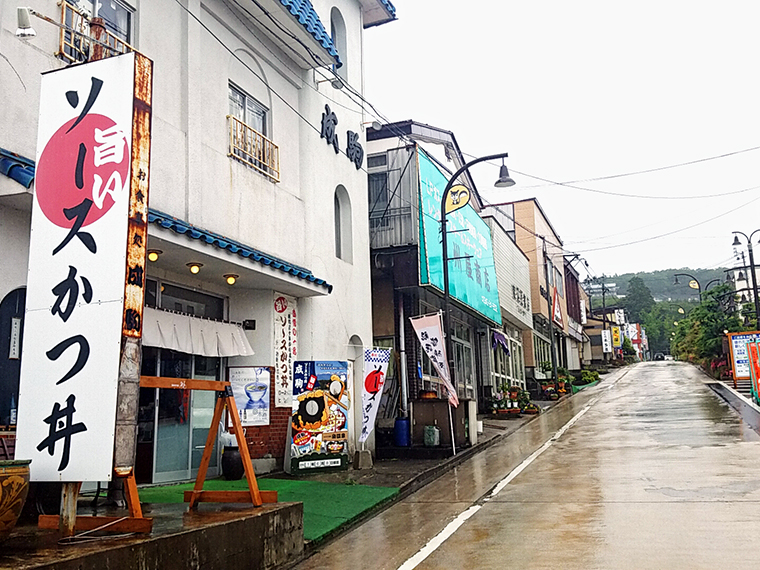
left=519, top=145, right=760, bottom=188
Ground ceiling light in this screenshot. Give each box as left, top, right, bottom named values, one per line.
left=147, top=249, right=162, bottom=262
left=187, top=262, right=203, bottom=274
left=224, top=274, right=239, bottom=285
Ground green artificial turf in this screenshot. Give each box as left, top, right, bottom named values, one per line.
left=138, top=478, right=399, bottom=541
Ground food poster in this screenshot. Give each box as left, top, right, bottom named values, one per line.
left=229, top=366, right=271, bottom=426
left=290, top=361, right=351, bottom=474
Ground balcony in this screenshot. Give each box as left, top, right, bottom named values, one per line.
left=58, top=1, right=135, bottom=64
left=228, top=116, right=280, bottom=183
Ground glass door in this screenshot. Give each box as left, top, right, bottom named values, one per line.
left=154, top=350, right=193, bottom=483
left=191, top=356, right=220, bottom=477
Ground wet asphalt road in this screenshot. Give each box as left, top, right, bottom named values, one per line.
left=293, top=362, right=760, bottom=570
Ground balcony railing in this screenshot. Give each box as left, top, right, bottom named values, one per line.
left=228, top=115, right=280, bottom=183
left=58, top=1, right=135, bottom=64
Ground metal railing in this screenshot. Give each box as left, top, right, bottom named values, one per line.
left=227, top=115, right=280, bottom=183
left=58, top=1, right=135, bottom=64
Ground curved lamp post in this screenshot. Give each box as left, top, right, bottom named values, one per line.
left=440, top=152, right=513, bottom=401
left=673, top=272, right=702, bottom=297
left=732, top=231, right=760, bottom=327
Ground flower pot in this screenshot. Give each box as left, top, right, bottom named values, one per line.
left=0, top=459, right=31, bottom=543
left=221, top=446, right=245, bottom=481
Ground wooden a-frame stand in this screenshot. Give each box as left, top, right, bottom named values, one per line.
left=139, top=376, right=278, bottom=509
left=39, top=377, right=276, bottom=536
left=38, top=470, right=153, bottom=535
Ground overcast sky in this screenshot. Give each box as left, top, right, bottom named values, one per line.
left=363, top=1, right=760, bottom=279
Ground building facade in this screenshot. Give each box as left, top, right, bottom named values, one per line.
left=0, top=0, right=396, bottom=482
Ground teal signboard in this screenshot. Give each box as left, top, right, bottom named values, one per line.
left=417, top=149, right=501, bottom=324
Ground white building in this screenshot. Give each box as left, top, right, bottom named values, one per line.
left=0, top=0, right=396, bottom=482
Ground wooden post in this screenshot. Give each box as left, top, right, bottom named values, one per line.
left=59, top=482, right=82, bottom=537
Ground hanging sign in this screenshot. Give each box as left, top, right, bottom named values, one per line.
left=229, top=366, right=271, bottom=427
left=444, top=184, right=470, bottom=214
left=290, top=361, right=351, bottom=474
left=273, top=293, right=297, bottom=407
left=16, top=53, right=140, bottom=482
left=409, top=312, right=459, bottom=407
left=614, top=309, right=625, bottom=325
left=359, top=348, right=391, bottom=443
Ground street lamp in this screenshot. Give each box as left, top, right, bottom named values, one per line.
left=732, top=231, right=760, bottom=327
left=673, top=272, right=702, bottom=297
left=441, top=152, right=513, bottom=399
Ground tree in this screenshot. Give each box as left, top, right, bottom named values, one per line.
left=624, top=276, right=655, bottom=323
left=671, top=284, right=742, bottom=363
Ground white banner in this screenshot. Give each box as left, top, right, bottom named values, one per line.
left=359, top=348, right=391, bottom=442
left=615, top=309, right=626, bottom=325
left=601, top=329, right=613, bottom=353
left=409, top=312, right=459, bottom=407
left=16, top=54, right=137, bottom=481
left=273, top=293, right=298, bottom=407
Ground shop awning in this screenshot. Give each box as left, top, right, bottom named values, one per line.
left=142, top=307, right=254, bottom=357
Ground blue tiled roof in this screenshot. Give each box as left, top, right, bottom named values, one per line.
left=0, top=148, right=35, bottom=189
left=148, top=209, right=333, bottom=293
left=278, top=0, right=343, bottom=68
left=378, top=0, right=396, bottom=18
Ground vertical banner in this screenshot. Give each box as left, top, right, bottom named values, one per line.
left=552, top=287, right=564, bottom=327
left=290, top=361, right=351, bottom=473
left=273, top=292, right=297, bottom=407
left=611, top=326, right=622, bottom=348
left=229, top=366, right=271, bottom=426
left=601, top=329, right=613, bottom=353
left=615, top=309, right=626, bottom=325
left=409, top=312, right=459, bottom=407
left=747, top=342, right=760, bottom=404
left=359, top=348, right=391, bottom=443
left=16, top=53, right=138, bottom=481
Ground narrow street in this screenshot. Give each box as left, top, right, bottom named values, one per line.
left=294, top=362, right=760, bottom=570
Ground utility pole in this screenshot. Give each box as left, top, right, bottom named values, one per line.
left=542, top=238, right=558, bottom=381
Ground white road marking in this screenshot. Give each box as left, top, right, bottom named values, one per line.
left=396, top=402, right=594, bottom=569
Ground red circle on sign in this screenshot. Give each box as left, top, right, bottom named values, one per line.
left=36, top=115, right=129, bottom=228
left=274, top=296, right=288, bottom=313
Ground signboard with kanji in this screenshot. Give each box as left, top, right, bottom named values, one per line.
left=273, top=293, right=297, bottom=408
left=727, top=331, right=760, bottom=381
left=16, top=53, right=139, bottom=481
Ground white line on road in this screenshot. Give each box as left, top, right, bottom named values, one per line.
left=396, top=402, right=594, bottom=570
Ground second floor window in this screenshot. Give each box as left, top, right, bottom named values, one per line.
left=229, top=84, right=267, bottom=137
left=228, top=83, right=280, bottom=182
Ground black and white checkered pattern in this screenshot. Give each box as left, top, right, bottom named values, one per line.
left=364, top=348, right=391, bottom=364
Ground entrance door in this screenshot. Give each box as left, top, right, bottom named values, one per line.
left=138, top=348, right=221, bottom=484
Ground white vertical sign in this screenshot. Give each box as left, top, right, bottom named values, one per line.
left=273, top=292, right=298, bottom=407
left=579, top=300, right=587, bottom=325
left=16, top=54, right=137, bottom=482
left=601, top=329, right=613, bottom=353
